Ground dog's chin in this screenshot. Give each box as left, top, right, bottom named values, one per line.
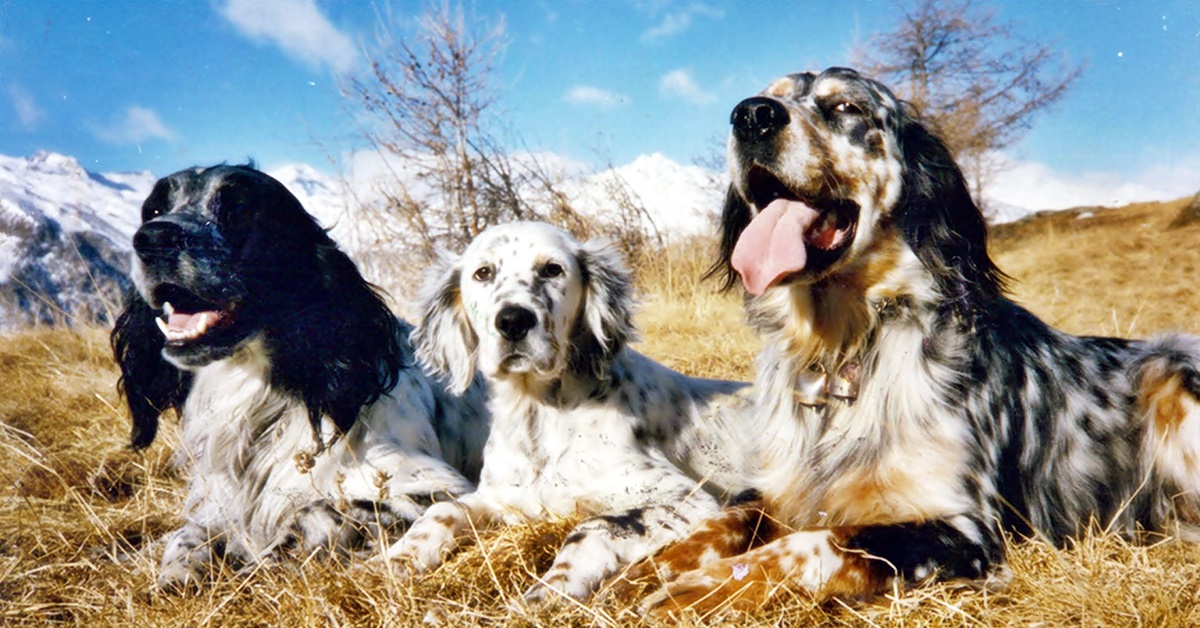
left=161, top=326, right=256, bottom=369
left=489, top=352, right=561, bottom=382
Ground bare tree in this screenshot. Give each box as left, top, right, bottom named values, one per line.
left=854, top=0, right=1083, bottom=206
left=344, top=2, right=657, bottom=280
left=347, top=4, right=516, bottom=258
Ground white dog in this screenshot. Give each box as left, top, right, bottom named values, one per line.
left=383, top=222, right=753, bottom=602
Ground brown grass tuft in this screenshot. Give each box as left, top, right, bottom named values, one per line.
left=3, top=197, right=1200, bottom=625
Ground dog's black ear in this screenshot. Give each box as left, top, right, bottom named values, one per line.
left=111, top=286, right=192, bottom=450
left=412, top=256, right=478, bottom=395
left=894, top=113, right=1009, bottom=314
left=571, top=239, right=636, bottom=381
left=704, top=186, right=754, bottom=292
left=216, top=172, right=406, bottom=442
left=271, top=240, right=407, bottom=440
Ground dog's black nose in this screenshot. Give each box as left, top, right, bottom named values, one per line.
left=731, top=97, right=789, bottom=140
left=132, top=221, right=184, bottom=259
left=495, top=305, right=537, bottom=342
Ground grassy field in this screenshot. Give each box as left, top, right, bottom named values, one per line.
left=2, top=197, right=1200, bottom=626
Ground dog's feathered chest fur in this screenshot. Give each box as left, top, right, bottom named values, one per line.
left=479, top=348, right=751, bottom=518
left=176, top=337, right=454, bottom=553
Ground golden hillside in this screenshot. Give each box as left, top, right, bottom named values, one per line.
left=2, top=196, right=1199, bottom=626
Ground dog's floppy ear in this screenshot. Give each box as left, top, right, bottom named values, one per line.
left=270, top=238, right=407, bottom=440
left=571, top=239, right=636, bottom=381
left=893, top=111, right=1009, bottom=313
left=411, top=255, right=478, bottom=395
left=111, top=286, right=192, bottom=450
left=704, top=186, right=754, bottom=292
left=233, top=171, right=407, bottom=441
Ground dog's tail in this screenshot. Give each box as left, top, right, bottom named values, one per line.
left=1136, top=333, right=1200, bottom=536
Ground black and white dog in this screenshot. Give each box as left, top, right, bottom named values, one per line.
left=614, top=67, right=1200, bottom=615
left=382, top=221, right=753, bottom=602
left=111, top=164, right=488, bottom=590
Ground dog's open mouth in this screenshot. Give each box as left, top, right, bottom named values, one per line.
left=152, top=284, right=239, bottom=347
left=731, top=167, right=859, bottom=295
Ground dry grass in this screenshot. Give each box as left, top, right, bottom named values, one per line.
left=4, top=198, right=1200, bottom=626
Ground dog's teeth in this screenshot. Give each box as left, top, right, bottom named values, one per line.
left=155, top=317, right=170, bottom=338
left=195, top=315, right=210, bottom=335
left=163, top=301, right=175, bottom=316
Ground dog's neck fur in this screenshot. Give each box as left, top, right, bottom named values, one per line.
left=748, top=244, right=973, bottom=527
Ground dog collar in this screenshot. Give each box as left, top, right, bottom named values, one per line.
left=791, top=296, right=903, bottom=407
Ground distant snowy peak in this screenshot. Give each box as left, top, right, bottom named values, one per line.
left=588, top=152, right=723, bottom=236
left=0, top=151, right=155, bottom=245
left=269, top=163, right=341, bottom=198
left=0, top=151, right=157, bottom=327
left=268, top=152, right=729, bottom=242
left=26, top=151, right=88, bottom=178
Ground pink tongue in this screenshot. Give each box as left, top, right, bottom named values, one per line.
left=168, top=311, right=217, bottom=332
left=730, top=198, right=821, bottom=296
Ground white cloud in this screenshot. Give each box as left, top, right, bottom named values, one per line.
left=92, top=106, right=175, bottom=144
left=564, top=85, right=629, bottom=110
left=659, top=68, right=715, bottom=105
left=7, top=85, right=44, bottom=130
left=984, top=151, right=1200, bottom=220
left=218, top=0, right=357, bottom=73
left=641, top=3, right=723, bottom=42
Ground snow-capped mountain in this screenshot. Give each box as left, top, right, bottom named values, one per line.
left=574, top=152, right=724, bottom=236
left=0, top=152, right=156, bottom=328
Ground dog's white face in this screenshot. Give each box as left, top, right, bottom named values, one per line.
left=458, top=222, right=587, bottom=383
left=414, top=221, right=634, bottom=395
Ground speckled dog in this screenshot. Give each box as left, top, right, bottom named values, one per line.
left=382, top=221, right=753, bottom=602
left=613, top=67, right=1200, bottom=616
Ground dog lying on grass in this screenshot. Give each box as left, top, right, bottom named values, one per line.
left=111, top=164, right=488, bottom=590
left=383, top=221, right=754, bottom=602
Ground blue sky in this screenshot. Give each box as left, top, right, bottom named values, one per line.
left=1, top=1, right=1197, bottom=208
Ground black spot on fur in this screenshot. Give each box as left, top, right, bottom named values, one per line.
left=846, top=520, right=997, bottom=582
left=599, top=509, right=647, bottom=537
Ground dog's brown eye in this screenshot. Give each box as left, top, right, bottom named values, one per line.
left=834, top=101, right=863, bottom=115
left=472, top=265, right=494, bottom=282
left=540, top=262, right=564, bottom=279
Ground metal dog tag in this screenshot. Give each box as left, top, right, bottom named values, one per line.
left=795, top=368, right=829, bottom=407
left=828, top=362, right=860, bottom=401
